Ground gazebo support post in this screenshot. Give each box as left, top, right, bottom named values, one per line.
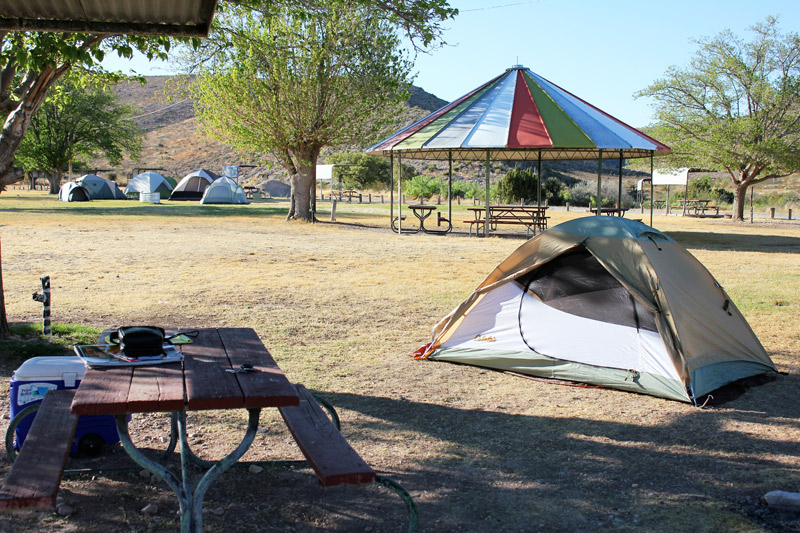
left=650, top=155, right=654, bottom=227
left=398, top=153, right=403, bottom=233
left=390, top=152, right=394, bottom=226
left=537, top=151, right=542, bottom=207
left=618, top=150, right=623, bottom=211
left=596, top=150, right=603, bottom=216
left=448, top=151, right=453, bottom=225
left=484, top=152, right=491, bottom=237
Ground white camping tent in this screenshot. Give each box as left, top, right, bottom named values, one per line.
left=124, top=172, right=173, bottom=199
left=76, top=174, right=126, bottom=199
left=200, top=176, right=249, bottom=204
left=170, top=169, right=218, bottom=201
left=58, top=182, right=91, bottom=202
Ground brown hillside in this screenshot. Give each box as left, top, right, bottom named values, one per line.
left=99, top=76, right=445, bottom=184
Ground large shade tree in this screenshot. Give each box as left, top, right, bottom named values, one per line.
left=16, top=74, right=144, bottom=193
left=189, top=2, right=415, bottom=221
left=637, top=17, right=800, bottom=221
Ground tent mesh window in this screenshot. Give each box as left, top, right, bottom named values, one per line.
left=515, top=248, right=657, bottom=332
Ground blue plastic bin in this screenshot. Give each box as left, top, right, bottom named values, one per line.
left=9, top=356, right=121, bottom=456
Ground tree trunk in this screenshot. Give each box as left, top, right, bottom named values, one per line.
left=0, top=237, right=10, bottom=340
left=48, top=169, right=62, bottom=195
left=732, top=182, right=749, bottom=222
left=287, top=171, right=314, bottom=221
left=0, top=66, right=65, bottom=192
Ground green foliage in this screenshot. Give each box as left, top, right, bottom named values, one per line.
left=15, top=73, right=144, bottom=179
left=542, top=177, right=566, bottom=206
left=496, top=167, right=540, bottom=204
left=566, top=181, right=635, bottom=208
left=451, top=180, right=486, bottom=200
left=637, top=17, right=800, bottom=219
left=687, top=175, right=734, bottom=204
left=405, top=175, right=444, bottom=199
left=324, top=152, right=405, bottom=189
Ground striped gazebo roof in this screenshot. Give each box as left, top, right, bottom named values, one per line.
left=367, top=65, right=670, bottom=161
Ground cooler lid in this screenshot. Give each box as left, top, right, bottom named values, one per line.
left=13, top=356, right=86, bottom=382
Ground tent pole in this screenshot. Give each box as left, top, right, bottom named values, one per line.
left=596, top=150, right=603, bottom=216
left=485, top=152, right=491, bottom=237
left=537, top=151, right=542, bottom=207
left=618, top=150, right=623, bottom=211
left=649, top=155, right=654, bottom=227
left=398, top=153, right=402, bottom=234
left=448, top=151, right=453, bottom=224
left=390, top=152, right=394, bottom=227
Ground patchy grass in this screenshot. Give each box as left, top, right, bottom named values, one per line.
left=0, top=190, right=799, bottom=532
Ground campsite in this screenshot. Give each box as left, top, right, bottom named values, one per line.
left=0, top=191, right=798, bottom=532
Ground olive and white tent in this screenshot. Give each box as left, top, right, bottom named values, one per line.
left=200, top=176, right=249, bottom=204
left=414, top=217, right=776, bottom=403
left=170, top=169, right=218, bottom=201
left=58, top=182, right=91, bottom=202
left=124, top=172, right=173, bottom=199
left=76, top=174, right=126, bottom=199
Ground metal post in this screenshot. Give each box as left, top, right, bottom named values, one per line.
left=390, top=152, right=394, bottom=226
left=650, top=155, right=654, bottom=227
left=596, top=151, right=603, bottom=216
left=32, top=276, right=51, bottom=335
left=537, top=151, right=542, bottom=208
left=397, top=153, right=402, bottom=234
left=485, top=152, right=491, bottom=237
left=618, top=150, right=623, bottom=211
left=448, top=151, right=453, bottom=225
left=750, top=186, right=754, bottom=223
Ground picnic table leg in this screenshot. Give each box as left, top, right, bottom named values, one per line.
left=116, top=409, right=261, bottom=533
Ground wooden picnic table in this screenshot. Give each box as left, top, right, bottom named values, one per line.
left=71, top=327, right=300, bottom=532
left=466, top=205, right=548, bottom=236
left=677, top=199, right=719, bottom=216
left=590, top=207, right=628, bottom=217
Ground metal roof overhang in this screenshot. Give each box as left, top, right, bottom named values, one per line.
left=371, top=147, right=668, bottom=161
left=0, top=0, right=218, bottom=37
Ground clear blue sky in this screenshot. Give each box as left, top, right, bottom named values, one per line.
left=102, top=0, right=800, bottom=127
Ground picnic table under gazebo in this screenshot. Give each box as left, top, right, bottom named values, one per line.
left=367, top=65, right=671, bottom=234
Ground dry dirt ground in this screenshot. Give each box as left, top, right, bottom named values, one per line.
left=0, top=193, right=799, bottom=532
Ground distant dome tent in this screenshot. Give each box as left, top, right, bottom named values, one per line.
left=200, top=176, right=249, bottom=204
left=170, top=169, right=219, bottom=201
left=367, top=65, right=671, bottom=232
left=76, top=174, right=126, bottom=200
left=124, top=172, right=173, bottom=199
left=58, top=182, right=91, bottom=202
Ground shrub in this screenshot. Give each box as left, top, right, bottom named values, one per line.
left=405, top=175, right=444, bottom=200
left=566, top=181, right=634, bottom=208
left=497, top=167, right=540, bottom=204
left=543, top=177, right=566, bottom=206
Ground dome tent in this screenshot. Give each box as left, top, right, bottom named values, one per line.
left=76, top=174, right=126, bottom=199
left=200, top=176, right=249, bottom=204
left=58, top=182, right=91, bottom=202
left=170, top=169, right=218, bottom=201
left=124, top=172, right=173, bottom=199
left=414, top=217, right=776, bottom=404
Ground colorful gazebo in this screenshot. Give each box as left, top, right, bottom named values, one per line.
left=367, top=65, right=671, bottom=233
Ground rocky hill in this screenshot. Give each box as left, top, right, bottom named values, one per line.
left=98, top=76, right=447, bottom=184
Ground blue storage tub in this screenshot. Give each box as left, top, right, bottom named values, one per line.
left=9, top=356, right=121, bottom=456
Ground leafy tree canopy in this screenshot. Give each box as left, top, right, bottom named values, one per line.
left=637, top=16, right=800, bottom=220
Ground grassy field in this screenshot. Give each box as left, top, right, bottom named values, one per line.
left=0, top=190, right=799, bottom=532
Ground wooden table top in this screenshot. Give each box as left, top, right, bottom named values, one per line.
left=71, top=328, right=299, bottom=416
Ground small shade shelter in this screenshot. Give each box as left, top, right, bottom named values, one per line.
left=367, top=65, right=671, bottom=233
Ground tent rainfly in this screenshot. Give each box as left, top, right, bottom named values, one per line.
left=367, top=65, right=671, bottom=233
left=200, top=176, right=249, bottom=204
left=414, top=217, right=776, bottom=403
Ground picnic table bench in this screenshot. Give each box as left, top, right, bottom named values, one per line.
left=589, top=207, right=628, bottom=217
left=243, top=186, right=260, bottom=199
left=677, top=199, right=719, bottom=216
left=465, top=205, right=548, bottom=236
left=333, top=189, right=362, bottom=202
left=0, top=389, right=77, bottom=509
left=392, top=205, right=451, bottom=235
